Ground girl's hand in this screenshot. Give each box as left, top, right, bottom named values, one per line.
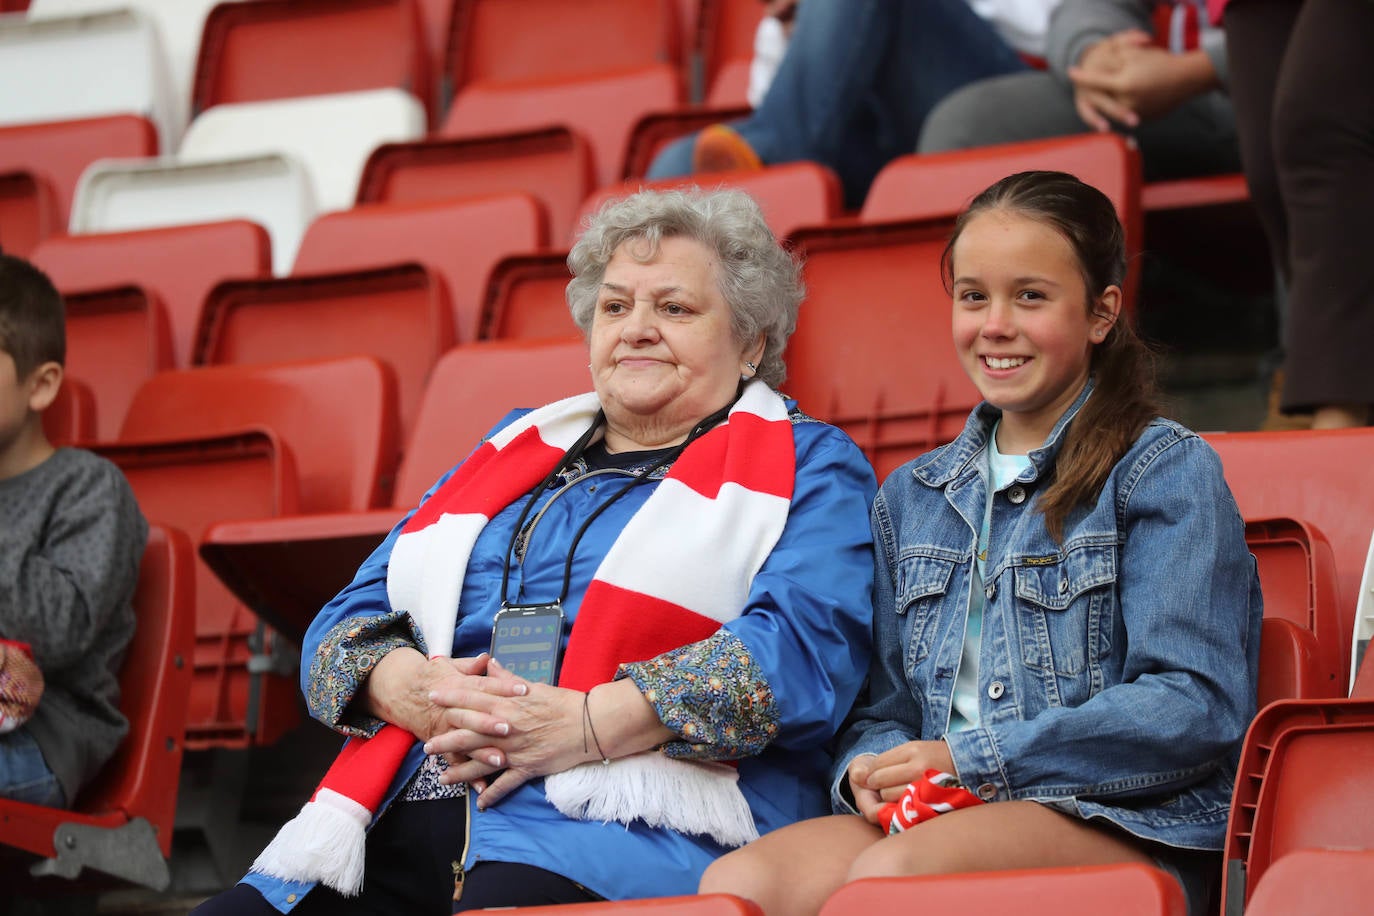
left=849, top=740, right=958, bottom=804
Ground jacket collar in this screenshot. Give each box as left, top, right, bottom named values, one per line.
left=911, top=379, right=1095, bottom=488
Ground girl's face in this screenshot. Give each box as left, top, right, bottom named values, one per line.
left=950, top=209, right=1120, bottom=453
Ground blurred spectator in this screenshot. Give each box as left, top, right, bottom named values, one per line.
left=1222, top=0, right=1374, bottom=428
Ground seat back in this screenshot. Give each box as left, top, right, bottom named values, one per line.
left=192, top=0, right=432, bottom=121
left=357, top=127, right=596, bottom=243
left=1205, top=427, right=1374, bottom=684
left=477, top=894, right=762, bottom=915
left=31, top=220, right=272, bottom=369
left=575, top=161, right=843, bottom=245
left=196, top=265, right=446, bottom=442
left=0, top=169, right=58, bottom=257
left=443, top=65, right=684, bottom=187
left=293, top=193, right=546, bottom=343
left=123, top=357, right=400, bottom=515
left=70, top=153, right=316, bottom=276
left=818, top=865, right=1186, bottom=916
left=178, top=88, right=426, bottom=214
left=0, top=114, right=158, bottom=229
left=697, top=0, right=766, bottom=105
left=1244, top=848, right=1374, bottom=916
left=480, top=252, right=577, bottom=341
left=787, top=218, right=981, bottom=480
left=0, top=9, right=177, bottom=148
left=396, top=338, right=589, bottom=506
left=63, top=285, right=173, bottom=441
left=96, top=430, right=301, bottom=749
left=446, top=0, right=681, bottom=95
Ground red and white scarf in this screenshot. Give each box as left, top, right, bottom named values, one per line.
left=253, top=380, right=795, bottom=895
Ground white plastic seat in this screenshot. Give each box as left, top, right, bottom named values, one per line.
left=178, top=88, right=426, bottom=213
left=26, top=0, right=250, bottom=149
left=70, top=153, right=314, bottom=274
left=0, top=7, right=178, bottom=148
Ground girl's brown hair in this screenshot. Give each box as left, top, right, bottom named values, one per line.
left=941, top=170, right=1161, bottom=541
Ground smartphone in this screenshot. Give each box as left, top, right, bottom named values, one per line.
left=489, top=604, right=564, bottom=685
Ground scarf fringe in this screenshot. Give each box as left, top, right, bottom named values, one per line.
left=544, top=754, right=760, bottom=849
left=250, top=788, right=370, bottom=897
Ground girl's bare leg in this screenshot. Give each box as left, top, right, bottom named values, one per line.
left=700, top=814, right=883, bottom=916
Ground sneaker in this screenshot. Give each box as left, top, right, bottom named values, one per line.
left=692, top=124, right=763, bottom=173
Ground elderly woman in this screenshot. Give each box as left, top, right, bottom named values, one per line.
left=194, top=189, right=877, bottom=915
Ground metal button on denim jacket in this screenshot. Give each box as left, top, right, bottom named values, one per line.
left=835, top=383, right=1263, bottom=852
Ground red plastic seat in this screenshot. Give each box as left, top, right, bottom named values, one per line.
left=1204, top=427, right=1374, bottom=686
left=293, top=193, right=547, bottom=344
left=1244, top=848, right=1374, bottom=916
left=490, top=894, right=761, bottom=915
left=0, top=114, right=158, bottom=230
left=576, top=161, right=843, bottom=245
left=1141, top=172, right=1249, bottom=212
left=697, top=0, right=766, bottom=105
left=96, top=431, right=300, bottom=751
left=623, top=103, right=752, bottom=180
left=62, top=285, right=173, bottom=441
left=31, top=220, right=272, bottom=369
left=191, top=0, right=433, bottom=122
left=787, top=217, right=982, bottom=480
left=443, top=65, right=685, bottom=187
left=358, top=127, right=596, bottom=243
left=201, top=338, right=589, bottom=643
left=42, top=376, right=95, bottom=446
left=481, top=252, right=577, bottom=340
left=819, top=864, right=1185, bottom=916
left=0, top=524, right=194, bottom=891
left=1221, top=698, right=1374, bottom=914
left=0, top=170, right=59, bottom=257
left=196, top=264, right=449, bottom=439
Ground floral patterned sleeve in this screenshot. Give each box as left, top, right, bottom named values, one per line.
left=618, top=629, right=780, bottom=761
left=306, top=611, right=420, bottom=737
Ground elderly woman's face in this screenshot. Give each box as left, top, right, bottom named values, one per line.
left=590, top=235, right=760, bottom=450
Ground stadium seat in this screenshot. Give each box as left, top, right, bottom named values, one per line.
left=178, top=88, right=426, bottom=214
left=481, top=252, right=577, bottom=340
left=447, top=895, right=760, bottom=915
left=787, top=217, right=982, bottom=480
left=697, top=0, right=766, bottom=105
left=1141, top=172, right=1249, bottom=212
left=70, top=153, right=315, bottom=276
left=191, top=0, right=433, bottom=123
left=201, top=338, right=589, bottom=643
left=575, top=161, right=843, bottom=244
left=0, top=114, right=158, bottom=231
left=443, top=65, right=685, bottom=187
left=1243, top=848, right=1374, bottom=916
left=818, top=864, right=1186, bottom=916
left=292, top=192, right=547, bottom=344
left=0, top=524, right=195, bottom=891
left=1221, top=697, right=1374, bottom=915
left=62, top=284, right=173, bottom=441
left=0, top=8, right=177, bottom=148
left=196, top=264, right=450, bottom=439
left=1246, top=518, right=1346, bottom=700
left=0, top=169, right=57, bottom=257
left=95, top=431, right=300, bottom=751
left=860, top=134, right=1144, bottom=308
left=357, top=127, right=596, bottom=244
left=42, top=375, right=95, bottom=446
left=445, top=0, right=681, bottom=96
left=31, top=219, right=272, bottom=369
left=623, top=104, right=752, bottom=180
left=1204, top=427, right=1374, bottom=686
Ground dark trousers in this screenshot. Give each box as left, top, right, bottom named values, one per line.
left=1225, top=0, right=1374, bottom=412
left=191, top=798, right=596, bottom=915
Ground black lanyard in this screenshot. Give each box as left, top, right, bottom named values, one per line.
left=498, top=397, right=738, bottom=608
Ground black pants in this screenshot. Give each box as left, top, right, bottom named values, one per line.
left=1225, top=0, right=1374, bottom=412
left=191, top=798, right=597, bottom=915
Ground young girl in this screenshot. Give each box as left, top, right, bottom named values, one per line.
left=700, top=171, right=1263, bottom=916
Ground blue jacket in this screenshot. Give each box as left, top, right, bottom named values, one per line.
left=245, top=402, right=876, bottom=909
left=833, top=384, right=1261, bottom=850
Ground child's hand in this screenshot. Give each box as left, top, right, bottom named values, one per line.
left=851, top=740, right=957, bottom=802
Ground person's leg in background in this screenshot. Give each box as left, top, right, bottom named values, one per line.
left=1269, top=0, right=1374, bottom=426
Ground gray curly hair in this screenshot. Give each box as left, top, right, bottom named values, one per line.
left=565, top=187, right=803, bottom=388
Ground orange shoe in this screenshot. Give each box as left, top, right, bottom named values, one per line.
left=692, top=124, right=763, bottom=173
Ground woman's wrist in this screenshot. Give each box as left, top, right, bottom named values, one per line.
left=360, top=646, right=430, bottom=735
left=584, top=680, right=674, bottom=762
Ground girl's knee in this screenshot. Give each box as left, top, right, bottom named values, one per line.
left=700, top=848, right=766, bottom=898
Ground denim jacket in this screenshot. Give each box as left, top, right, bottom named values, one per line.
left=832, top=383, right=1262, bottom=850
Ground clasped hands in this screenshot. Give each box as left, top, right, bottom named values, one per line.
left=1067, top=28, right=1218, bottom=133
left=845, top=739, right=957, bottom=826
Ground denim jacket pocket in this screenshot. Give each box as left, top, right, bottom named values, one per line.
left=1011, top=542, right=1117, bottom=681
left=896, top=553, right=960, bottom=668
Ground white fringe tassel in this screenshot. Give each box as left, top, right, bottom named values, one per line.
left=250, top=788, right=371, bottom=896
left=544, top=753, right=759, bottom=848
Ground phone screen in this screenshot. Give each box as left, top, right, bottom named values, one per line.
left=490, top=604, right=564, bottom=685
